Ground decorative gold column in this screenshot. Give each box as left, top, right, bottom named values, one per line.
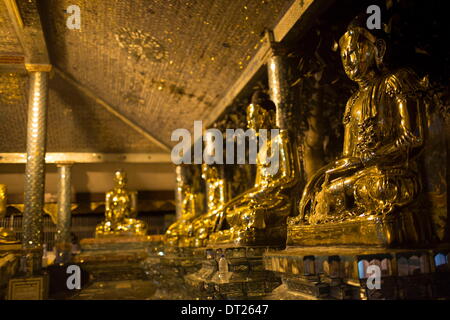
left=55, top=163, right=73, bottom=265
left=22, top=67, right=50, bottom=274
left=267, top=45, right=292, bottom=130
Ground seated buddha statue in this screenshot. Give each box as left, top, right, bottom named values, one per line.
left=164, top=184, right=198, bottom=247
left=292, top=15, right=426, bottom=227
left=95, top=169, right=147, bottom=237
left=209, top=91, right=301, bottom=246
left=180, top=164, right=227, bottom=248
left=0, top=184, right=18, bottom=244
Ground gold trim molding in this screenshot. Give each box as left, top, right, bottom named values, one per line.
left=3, top=0, right=23, bottom=29
left=25, top=64, right=52, bottom=72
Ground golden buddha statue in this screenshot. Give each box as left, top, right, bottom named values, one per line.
left=209, top=91, right=301, bottom=246
left=291, top=16, right=426, bottom=231
left=0, top=184, right=18, bottom=244
left=164, top=184, right=198, bottom=247
left=95, top=169, right=147, bottom=237
left=180, top=164, right=227, bottom=248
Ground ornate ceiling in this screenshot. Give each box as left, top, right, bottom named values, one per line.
left=0, top=0, right=22, bottom=55
left=0, top=0, right=295, bottom=153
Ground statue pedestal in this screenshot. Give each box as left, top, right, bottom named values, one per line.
left=263, top=246, right=450, bottom=300
left=185, top=245, right=281, bottom=299
left=74, top=235, right=162, bottom=281
left=144, top=246, right=202, bottom=299
left=287, top=213, right=429, bottom=247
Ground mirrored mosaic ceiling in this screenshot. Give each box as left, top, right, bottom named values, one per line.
left=0, top=0, right=295, bottom=153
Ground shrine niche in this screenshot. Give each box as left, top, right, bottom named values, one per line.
left=0, top=0, right=448, bottom=302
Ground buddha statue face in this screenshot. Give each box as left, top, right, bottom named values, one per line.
left=246, top=103, right=274, bottom=132
left=201, top=164, right=219, bottom=181
left=247, top=90, right=276, bottom=132
left=339, top=27, right=385, bottom=83
left=114, top=169, right=127, bottom=188
left=182, top=184, right=192, bottom=195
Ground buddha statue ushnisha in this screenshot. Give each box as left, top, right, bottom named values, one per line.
left=95, top=169, right=147, bottom=237
left=179, top=164, right=227, bottom=248
left=292, top=15, right=426, bottom=227
left=209, top=91, right=301, bottom=246
left=164, top=184, right=198, bottom=247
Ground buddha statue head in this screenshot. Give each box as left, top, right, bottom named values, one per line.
left=182, top=184, right=192, bottom=198
left=339, top=14, right=388, bottom=84
left=246, top=90, right=276, bottom=132
left=114, top=169, right=127, bottom=188
left=201, top=164, right=219, bottom=181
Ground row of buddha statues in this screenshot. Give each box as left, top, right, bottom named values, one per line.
left=0, top=14, right=438, bottom=249
left=0, top=169, right=149, bottom=243
left=164, top=14, right=433, bottom=249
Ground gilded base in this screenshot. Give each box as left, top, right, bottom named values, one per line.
left=144, top=246, right=202, bottom=300
left=74, top=235, right=162, bottom=281
left=287, top=212, right=429, bottom=248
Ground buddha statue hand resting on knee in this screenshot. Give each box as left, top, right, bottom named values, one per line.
left=292, top=14, right=426, bottom=226
left=210, top=91, right=301, bottom=246
left=164, top=184, right=198, bottom=247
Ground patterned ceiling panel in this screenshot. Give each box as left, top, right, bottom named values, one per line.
left=0, top=71, right=168, bottom=153
left=0, top=0, right=23, bottom=55
left=46, top=72, right=169, bottom=153
left=0, top=72, right=28, bottom=152
left=38, top=0, right=294, bottom=146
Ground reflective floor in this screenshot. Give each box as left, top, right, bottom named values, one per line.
left=70, top=280, right=157, bottom=300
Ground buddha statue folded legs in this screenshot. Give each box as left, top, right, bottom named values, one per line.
left=164, top=185, right=197, bottom=247
left=302, top=162, right=421, bottom=225
left=0, top=228, right=18, bottom=244
left=288, top=15, right=431, bottom=246
left=209, top=91, right=301, bottom=246
left=216, top=192, right=292, bottom=245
